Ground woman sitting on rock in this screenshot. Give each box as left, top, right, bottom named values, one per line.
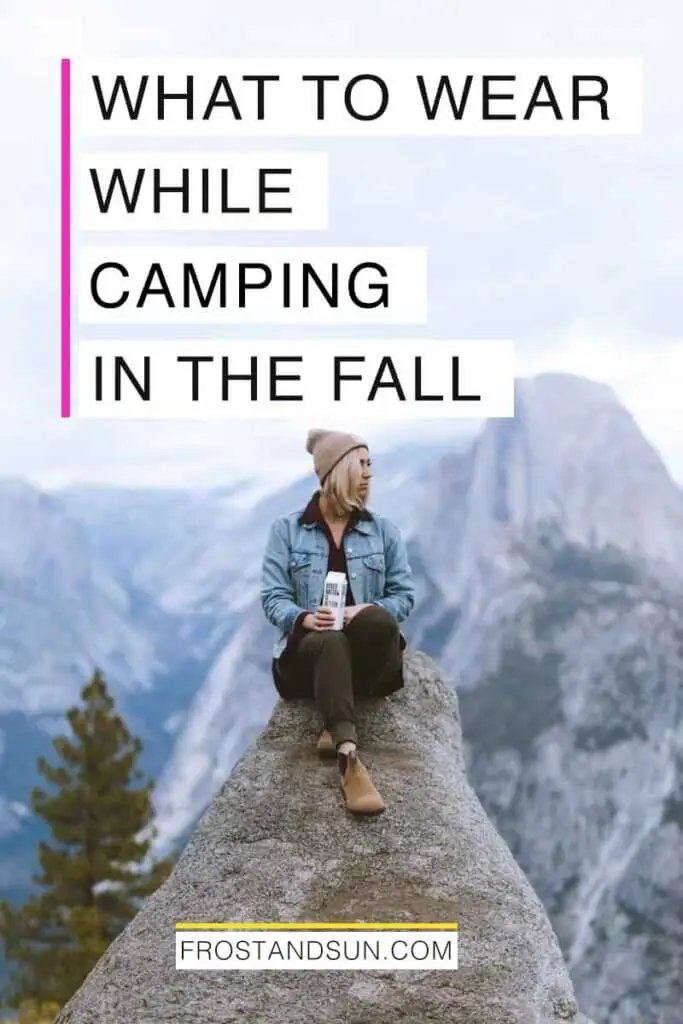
left=261, top=428, right=415, bottom=816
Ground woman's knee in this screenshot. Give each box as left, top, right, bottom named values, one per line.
left=304, top=631, right=354, bottom=698
left=349, top=604, right=399, bottom=641
left=301, top=628, right=351, bottom=661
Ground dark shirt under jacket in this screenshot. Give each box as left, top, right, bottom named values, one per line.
left=282, top=492, right=367, bottom=654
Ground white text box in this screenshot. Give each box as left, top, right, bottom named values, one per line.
left=74, top=58, right=642, bottom=137
left=175, top=928, right=459, bottom=970
left=76, top=338, right=515, bottom=420
left=77, top=246, right=427, bottom=325
left=78, top=152, right=328, bottom=231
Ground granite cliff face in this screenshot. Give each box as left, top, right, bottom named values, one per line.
left=55, top=652, right=593, bottom=1024
left=405, top=375, right=683, bottom=1024
left=457, top=537, right=683, bottom=1024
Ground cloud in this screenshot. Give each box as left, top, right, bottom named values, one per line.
left=1, top=0, right=682, bottom=487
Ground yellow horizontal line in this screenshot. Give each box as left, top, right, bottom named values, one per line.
left=175, top=922, right=459, bottom=931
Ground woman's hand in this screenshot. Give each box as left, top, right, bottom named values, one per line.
left=303, top=607, right=337, bottom=631
left=343, top=604, right=371, bottom=624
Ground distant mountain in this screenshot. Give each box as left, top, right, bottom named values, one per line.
left=410, top=373, right=683, bottom=686
left=0, top=479, right=156, bottom=715
left=60, top=439, right=453, bottom=621
left=420, top=373, right=683, bottom=588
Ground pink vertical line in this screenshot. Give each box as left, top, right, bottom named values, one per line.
left=61, top=58, right=71, bottom=417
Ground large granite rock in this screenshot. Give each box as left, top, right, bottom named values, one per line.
left=56, top=650, right=592, bottom=1024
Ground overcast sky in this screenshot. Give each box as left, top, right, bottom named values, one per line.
left=0, top=1, right=681, bottom=490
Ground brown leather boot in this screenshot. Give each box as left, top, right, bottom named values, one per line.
left=338, top=750, right=385, bottom=815
left=316, top=729, right=336, bottom=758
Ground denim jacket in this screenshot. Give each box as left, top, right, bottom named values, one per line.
left=261, top=500, right=415, bottom=659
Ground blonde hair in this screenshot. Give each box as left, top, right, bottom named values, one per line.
left=321, top=447, right=370, bottom=515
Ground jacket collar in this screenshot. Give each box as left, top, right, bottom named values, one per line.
left=298, top=491, right=373, bottom=532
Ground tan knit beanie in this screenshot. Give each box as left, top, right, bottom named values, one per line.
left=306, top=429, right=368, bottom=484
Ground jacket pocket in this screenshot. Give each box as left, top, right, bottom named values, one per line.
left=290, top=552, right=313, bottom=605
left=291, top=552, right=312, bottom=569
left=362, top=552, right=386, bottom=598
left=363, top=553, right=385, bottom=571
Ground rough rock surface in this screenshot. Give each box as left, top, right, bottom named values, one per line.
left=57, top=651, right=591, bottom=1024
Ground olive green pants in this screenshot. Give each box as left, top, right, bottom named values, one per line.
left=274, top=604, right=404, bottom=747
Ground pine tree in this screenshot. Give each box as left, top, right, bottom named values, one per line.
left=0, top=670, right=176, bottom=1010
left=9, top=998, right=61, bottom=1023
